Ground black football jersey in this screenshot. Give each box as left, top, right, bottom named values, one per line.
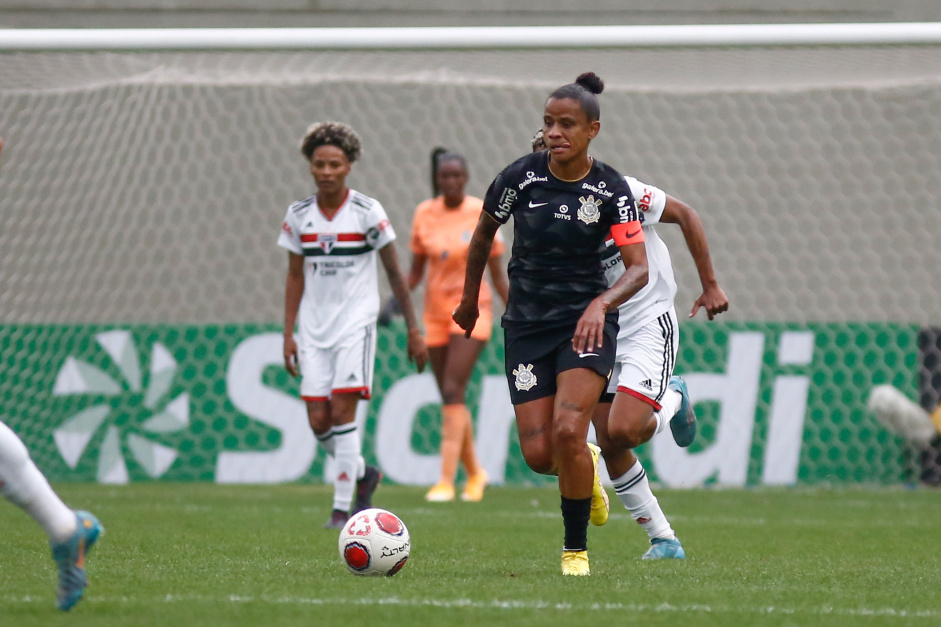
left=483, top=151, right=638, bottom=324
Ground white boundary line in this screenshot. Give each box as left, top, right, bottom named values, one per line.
left=2, top=23, right=941, bottom=51
left=3, top=594, right=939, bottom=618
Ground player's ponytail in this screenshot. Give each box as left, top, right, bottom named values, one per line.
left=574, top=72, right=604, bottom=96
left=430, top=146, right=448, bottom=197
left=548, top=72, right=604, bottom=122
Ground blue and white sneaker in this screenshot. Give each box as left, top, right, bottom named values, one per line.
left=668, top=375, right=697, bottom=448
left=50, top=511, right=103, bottom=611
left=642, top=536, right=686, bottom=560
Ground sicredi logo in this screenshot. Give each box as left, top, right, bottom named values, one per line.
left=52, top=330, right=188, bottom=483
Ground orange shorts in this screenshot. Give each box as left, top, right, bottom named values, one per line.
left=424, top=308, right=493, bottom=347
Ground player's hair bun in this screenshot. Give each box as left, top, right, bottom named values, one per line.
left=575, top=72, right=604, bottom=95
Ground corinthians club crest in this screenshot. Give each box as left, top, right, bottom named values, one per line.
left=577, top=195, right=602, bottom=224
left=513, top=363, right=537, bottom=391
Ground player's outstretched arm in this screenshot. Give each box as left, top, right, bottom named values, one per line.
left=453, top=212, right=500, bottom=337
left=283, top=252, right=304, bottom=377
left=661, top=195, right=729, bottom=320
left=379, top=243, right=428, bottom=372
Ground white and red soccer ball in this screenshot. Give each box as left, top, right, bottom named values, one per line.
left=338, top=508, right=410, bottom=576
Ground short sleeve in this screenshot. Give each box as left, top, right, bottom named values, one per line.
left=609, top=176, right=639, bottom=225
left=624, top=176, right=667, bottom=225
left=276, top=206, right=303, bottom=255
left=364, top=200, right=397, bottom=250
left=607, top=175, right=645, bottom=246
left=482, top=165, right=521, bottom=224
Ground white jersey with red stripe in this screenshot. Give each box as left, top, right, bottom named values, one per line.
left=602, top=176, right=678, bottom=338
left=277, top=189, right=396, bottom=349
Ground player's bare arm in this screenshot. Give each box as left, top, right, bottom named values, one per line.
left=407, top=251, right=428, bottom=291
left=283, top=252, right=305, bottom=377
left=378, top=243, right=429, bottom=372
left=453, top=211, right=500, bottom=337
left=573, top=241, right=648, bottom=354
left=486, top=254, right=510, bottom=305
left=660, top=195, right=729, bottom=320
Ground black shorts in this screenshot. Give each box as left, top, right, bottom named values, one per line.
left=502, top=314, right=618, bottom=405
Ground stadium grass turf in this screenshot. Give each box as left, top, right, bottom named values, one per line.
left=1, top=484, right=940, bottom=626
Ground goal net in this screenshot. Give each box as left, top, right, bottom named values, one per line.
left=1, top=36, right=940, bottom=486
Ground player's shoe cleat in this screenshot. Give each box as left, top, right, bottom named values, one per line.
left=587, top=442, right=609, bottom=526
left=561, top=550, right=590, bottom=576
left=461, top=470, right=488, bottom=502
left=51, top=510, right=103, bottom=611
left=642, top=536, right=686, bottom=560
left=323, top=509, right=348, bottom=530
left=424, top=481, right=455, bottom=502
left=668, top=376, right=697, bottom=448
left=353, top=465, right=383, bottom=514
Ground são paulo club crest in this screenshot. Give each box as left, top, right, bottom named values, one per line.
left=513, top=363, right=537, bottom=391
left=318, top=233, right=338, bottom=254
left=577, top=195, right=602, bottom=224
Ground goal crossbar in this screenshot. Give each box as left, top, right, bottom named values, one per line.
left=2, top=22, right=941, bottom=51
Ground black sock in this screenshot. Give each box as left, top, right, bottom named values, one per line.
left=560, top=496, right=591, bottom=551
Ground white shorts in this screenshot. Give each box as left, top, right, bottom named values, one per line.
left=299, top=323, right=377, bottom=401
left=605, top=308, right=679, bottom=410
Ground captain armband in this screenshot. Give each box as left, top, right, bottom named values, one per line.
left=610, top=221, right=645, bottom=246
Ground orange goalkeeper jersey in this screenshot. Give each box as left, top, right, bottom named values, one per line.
left=409, top=195, right=504, bottom=321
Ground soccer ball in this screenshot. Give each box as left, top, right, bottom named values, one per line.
left=338, top=508, right=410, bottom=576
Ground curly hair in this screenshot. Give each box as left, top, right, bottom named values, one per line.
left=300, top=121, right=362, bottom=163
left=531, top=129, right=547, bottom=152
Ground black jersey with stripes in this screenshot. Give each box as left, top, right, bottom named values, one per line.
left=483, top=151, right=638, bottom=324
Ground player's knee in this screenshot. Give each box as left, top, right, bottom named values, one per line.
left=306, top=405, right=331, bottom=433
left=439, top=381, right=466, bottom=406
left=519, top=441, right=553, bottom=475
left=607, top=418, right=653, bottom=449
left=552, top=419, right=586, bottom=456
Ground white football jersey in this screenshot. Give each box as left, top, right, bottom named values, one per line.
left=602, top=176, right=678, bottom=338
left=277, top=189, right=396, bottom=349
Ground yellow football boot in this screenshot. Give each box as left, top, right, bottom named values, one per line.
left=424, top=481, right=455, bottom=502
left=561, top=550, right=590, bottom=576
left=587, top=443, right=609, bottom=526
left=461, top=470, right=488, bottom=502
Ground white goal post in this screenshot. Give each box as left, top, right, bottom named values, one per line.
left=2, top=22, right=941, bottom=50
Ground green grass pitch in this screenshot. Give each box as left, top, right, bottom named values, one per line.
left=2, top=484, right=940, bottom=626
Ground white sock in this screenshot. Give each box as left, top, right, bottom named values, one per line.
left=0, top=421, right=77, bottom=543
left=611, top=459, right=675, bottom=541
left=315, top=426, right=336, bottom=457
left=331, top=424, right=364, bottom=512
left=654, top=389, right=683, bottom=435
